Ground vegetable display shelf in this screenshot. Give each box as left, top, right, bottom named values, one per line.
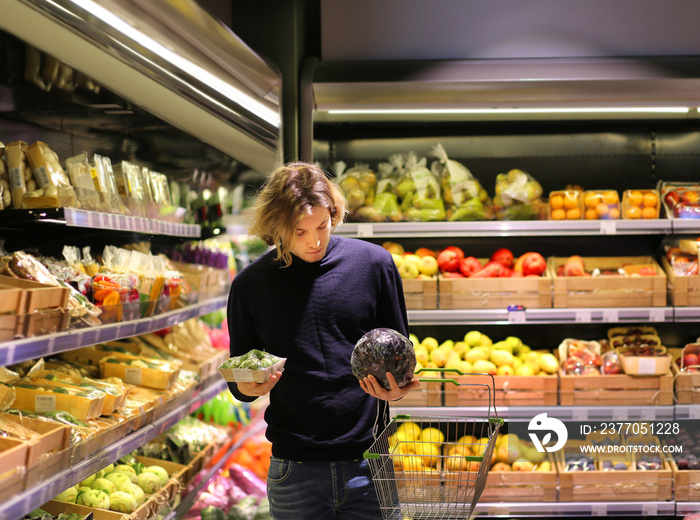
left=0, top=295, right=228, bottom=366
left=0, top=208, right=200, bottom=238
left=0, top=373, right=227, bottom=520
left=163, top=419, right=267, bottom=520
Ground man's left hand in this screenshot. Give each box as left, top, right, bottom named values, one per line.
left=359, top=372, right=421, bottom=401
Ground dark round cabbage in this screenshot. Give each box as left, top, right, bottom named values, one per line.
left=351, top=328, right=416, bottom=391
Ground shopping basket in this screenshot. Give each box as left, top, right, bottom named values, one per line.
left=364, top=371, right=503, bottom=520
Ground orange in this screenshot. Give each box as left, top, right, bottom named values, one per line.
left=643, top=192, right=658, bottom=208
left=585, top=208, right=598, bottom=220
left=549, top=194, right=564, bottom=210
left=584, top=192, right=600, bottom=209
left=608, top=207, right=621, bottom=219
left=551, top=208, right=566, bottom=220
left=626, top=206, right=642, bottom=219
left=602, top=191, right=619, bottom=205
left=642, top=206, right=657, bottom=219
left=563, top=193, right=579, bottom=210
left=595, top=203, right=609, bottom=217
left=627, top=191, right=644, bottom=207
left=566, top=208, right=581, bottom=220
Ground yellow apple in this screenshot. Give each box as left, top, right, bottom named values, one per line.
left=403, top=254, right=421, bottom=265
left=497, top=365, right=514, bottom=376
left=391, top=253, right=405, bottom=268
left=398, top=262, right=419, bottom=279
left=417, top=255, right=439, bottom=276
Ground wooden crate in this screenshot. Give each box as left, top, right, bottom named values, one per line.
left=41, top=500, right=124, bottom=520
left=558, top=440, right=672, bottom=501
left=0, top=274, right=69, bottom=312
left=669, top=457, right=700, bottom=501
left=444, top=373, right=558, bottom=408
left=0, top=437, right=28, bottom=502
left=559, top=370, right=673, bottom=406
left=671, top=362, right=700, bottom=404
left=402, top=277, right=438, bottom=310
left=662, top=256, right=700, bottom=306
left=393, top=379, right=442, bottom=406
left=439, top=270, right=551, bottom=309
left=1, top=413, right=71, bottom=471
left=23, top=308, right=70, bottom=337
left=548, top=256, right=667, bottom=308
left=136, top=455, right=188, bottom=503
left=481, top=455, right=558, bottom=502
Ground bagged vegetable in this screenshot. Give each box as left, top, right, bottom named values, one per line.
left=493, top=168, right=546, bottom=220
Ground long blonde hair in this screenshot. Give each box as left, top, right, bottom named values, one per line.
left=248, top=162, right=347, bottom=267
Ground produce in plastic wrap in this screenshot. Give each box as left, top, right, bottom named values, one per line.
left=24, top=141, right=76, bottom=209
left=228, top=462, right=267, bottom=499
left=493, top=168, right=545, bottom=220
left=351, top=328, right=416, bottom=390
left=5, top=140, right=30, bottom=209
left=353, top=159, right=402, bottom=222
left=334, top=161, right=377, bottom=213
left=430, top=144, right=493, bottom=221
left=397, top=151, right=445, bottom=222
left=558, top=338, right=603, bottom=376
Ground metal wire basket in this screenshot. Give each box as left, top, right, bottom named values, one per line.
left=364, top=373, right=503, bottom=520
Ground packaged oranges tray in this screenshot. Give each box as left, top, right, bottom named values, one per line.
left=583, top=190, right=620, bottom=220
left=549, top=190, right=583, bottom=220
left=621, top=189, right=660, bottom=219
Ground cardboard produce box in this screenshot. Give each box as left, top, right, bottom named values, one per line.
left=549, top=256, right=667, bottom=308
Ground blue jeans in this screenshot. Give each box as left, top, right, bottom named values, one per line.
left=267, top=457, right=388, bottom=520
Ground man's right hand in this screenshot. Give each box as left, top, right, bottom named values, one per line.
left=236, top=370, right=283, bottom=397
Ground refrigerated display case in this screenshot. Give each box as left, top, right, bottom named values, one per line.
left=0, top=2, right=282, bottom=519
left=306, top=57, right=700, bottom=517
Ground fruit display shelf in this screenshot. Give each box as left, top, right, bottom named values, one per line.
left=334, top=219, right=679, bottom=238
left=0, top=295, right=227, bottom=366
left=406, top=307, right=675, bottom=325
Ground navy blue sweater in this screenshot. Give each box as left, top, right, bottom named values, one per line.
left=227, top=235, right=409, bottom=461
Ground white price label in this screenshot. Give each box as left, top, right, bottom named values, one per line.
left=602, top=309, right=619, bottom=322
left=689, top=407, right=700, bottom=419
left=508, top=310, right=526, bottom=323
left=87, top=211, right=96, bottom=227
left=600, top=220, right=617, bottom=234
left=35, top=395, right=56, bottom=413
left=572, top=408, right=588, bottom=421
left=125, top=367, right=142, bottom=385
left=641, top=408, right=656, bottom=420
left=612, top=408, right=629, bottom=420
left=591, top=504, right=607, bottom=516
left=649, top=308, right=665, bottom=322
left=356, top=223, right=373, bottom=237
left=642, top=503, right=658, bottom=516
left=575, top=310, right=592, bottom=323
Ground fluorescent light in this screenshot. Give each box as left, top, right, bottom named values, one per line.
left=70, top=0, right=280, bottom=128
left=327, top=107, right=691, bottom=115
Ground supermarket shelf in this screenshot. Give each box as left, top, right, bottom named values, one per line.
left=407, top=307, right=674, bottom=325
left=676, top=502, right=700, bottom=516
left=0, top=374, right=227, bottom=520
left=0, top=208, right=200, bottom=237
left=64, top=208, right=200, bottom=237
left=0, top=295, right=228, bottom=366
left=673, top=405, right=700, bottom=420
left=334, top=219, right=675, bottom=238
left=472, top=500, right=675, bottom=517
left=391, top=406, right=676, bottom=421
left=673, top=307, right=700, bottom=322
